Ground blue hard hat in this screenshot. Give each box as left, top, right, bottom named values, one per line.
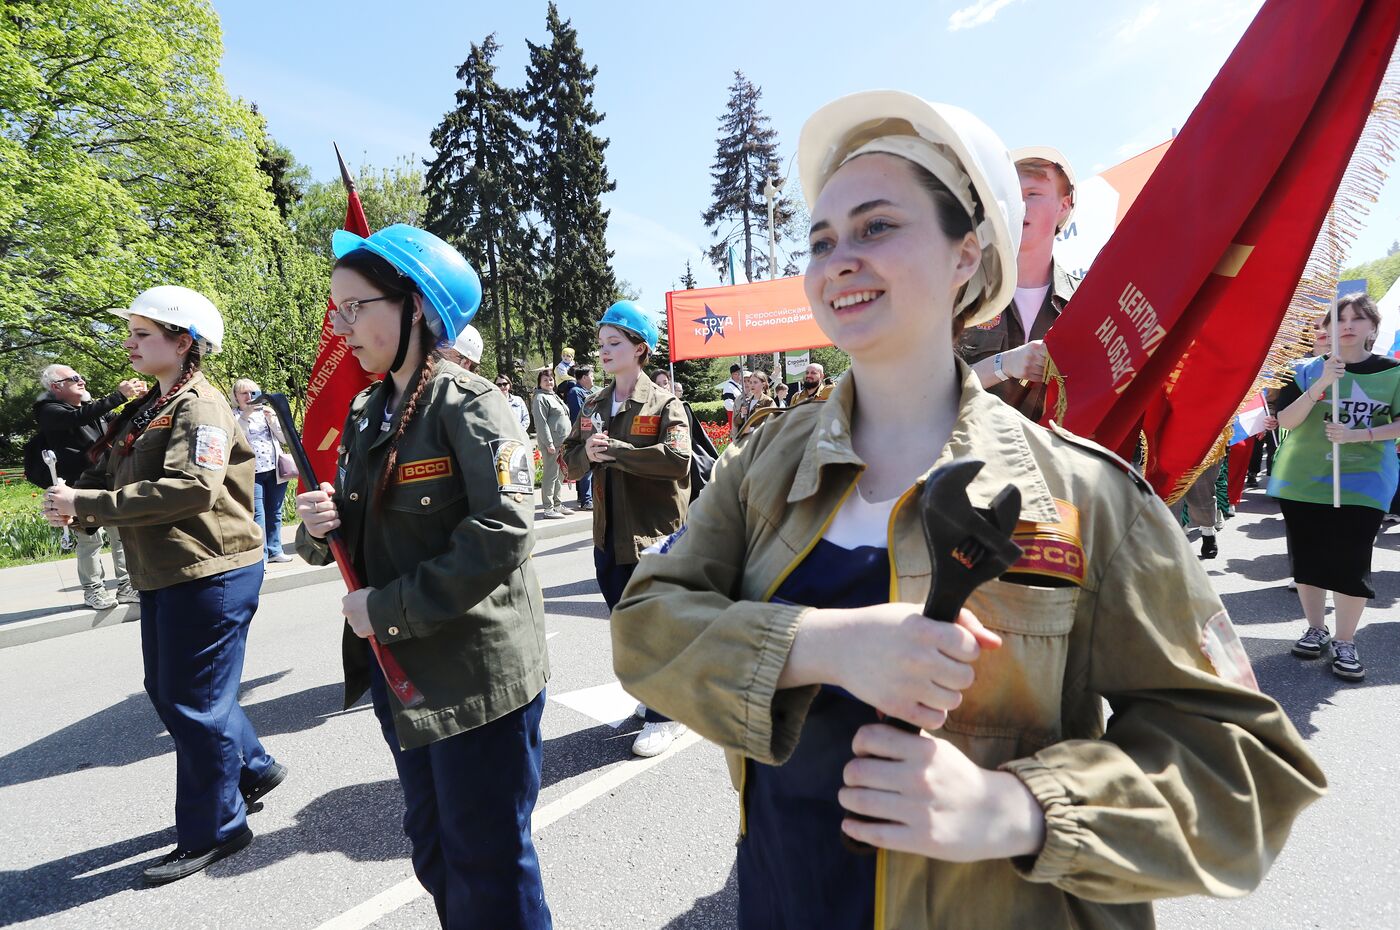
left=332, top=224, right=481, bottom=344
left=598, top=300, right=658, bottom=352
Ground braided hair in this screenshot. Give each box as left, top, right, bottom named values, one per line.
left=90, top=333, right=202, bottom=463
left=332, top=248, right=440, bottom=508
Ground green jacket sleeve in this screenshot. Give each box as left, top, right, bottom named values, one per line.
left=561, top=413, right=591, bottom=481
left=72, top=396, right=234, bottom=528
left=612, top=438, right=816, bottom=765
left=365, top=384, right=537, bottom=643
left=1001, top=496, right=1326, bottom=902
left=605, top=395, right=691, bottom=480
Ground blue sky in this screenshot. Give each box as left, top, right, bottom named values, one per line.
left=216, top=0, right=1399, bottom=310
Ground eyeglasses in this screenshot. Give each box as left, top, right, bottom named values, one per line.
left=52, top=374, right=85, bottom=387
left=330, top=296, right=392, bottom=325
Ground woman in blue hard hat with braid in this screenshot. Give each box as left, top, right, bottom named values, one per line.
left=562, top=301, right=693, bottom=757
left=294, top=224, right=551, bottom=929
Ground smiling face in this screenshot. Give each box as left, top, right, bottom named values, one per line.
left=597, top=325, right=644, bottom=375
left=330, top=267, right=417, bottom=375
left=122, top=314, right=190, bottom=384
left=804, top=153, right=980, bottom=363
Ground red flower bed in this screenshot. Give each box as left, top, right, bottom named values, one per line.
left=701, top=420, right=731, bottom=454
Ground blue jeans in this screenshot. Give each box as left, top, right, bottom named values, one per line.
left=139, top=561, right=274, bottom=850
left=252, top=469, right=287, bottom=558
left=369, top=660, right=552, bottom=930
left=594, top=541, right=670, bottom=724
left=576, top=470, right=592, bottom=507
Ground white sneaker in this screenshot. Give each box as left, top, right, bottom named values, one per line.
left=267, top=553, right=294, bottom=563
left=556, top=507, right=575, bottom=516
left=631, top=720, right=687, bottom=758
left=84, top=589, right=117, bottom=610
left=540, top=509, right=567, bottom=520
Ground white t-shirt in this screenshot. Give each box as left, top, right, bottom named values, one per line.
left=722, top=378, right=743, bottom=412
left=824, top=485, right=900, bottom=550
left=1013, top=284, right=1050, bottom=336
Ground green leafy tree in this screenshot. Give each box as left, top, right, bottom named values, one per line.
left=425, top=33, right=540, bottom=381
left=1341, top=251, right=1400, bottom=301
left=0, top=0, right=327, bottom=452
left=288, top=156, right=428, bottom=261
left=524, top=2, right=618, bottom=367
left=702, top=71, right=799, bottom=281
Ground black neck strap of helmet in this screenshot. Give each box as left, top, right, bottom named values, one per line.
left=389, top=299, right=415, bottom=373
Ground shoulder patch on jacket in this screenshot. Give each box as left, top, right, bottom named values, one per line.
left=1200, top=611, right=1259, bottom=691
left=193, top=425, right=228, bottom=470
left=451, top=370, right=494, bottom=397
left=148, top=415, right=173, bottom=431
left=489, top=439, right=533, bottom=495
left=975, top=312, right=1004, bottom=330
left=632, top=415, right=660, bottom=437
left=1047, top=421, right=1152, bottom=495
left=1005, top=499, right=1085, bottom=586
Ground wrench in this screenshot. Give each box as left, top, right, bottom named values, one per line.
left=41, top=449, right=73, bottom=550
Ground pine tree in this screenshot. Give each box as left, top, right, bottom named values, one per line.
left=524, top=3, right=618, bottom=367
left=661, top=260, right=714, bottom=398
left=702, top=71, right=798, bottom=281
left=424, top=33, right=539, bottom=374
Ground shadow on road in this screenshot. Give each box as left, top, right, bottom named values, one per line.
left=542, top=578, right=605, bottom=600
left=215, top=779, right=410, bottom=879
left=0, top=826, right=179, bottom=924
left=0, top=671, right=350, bottom=789
left=661, top=862, right=738, bottom=929
left=534, top=536, right=593, bottom=559
left=541, top=722, right=639, bottom=790
left=1245, top=621, right=1400, bottom=739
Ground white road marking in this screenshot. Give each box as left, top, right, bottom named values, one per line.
left=312, top=730, right=703, bottom=930
left=550, top=680, right=641, bottom=729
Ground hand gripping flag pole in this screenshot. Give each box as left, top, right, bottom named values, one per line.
left=259, top=390, right=426, bottom=708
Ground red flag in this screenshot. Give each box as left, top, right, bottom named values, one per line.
left=1043, top=0, right=1400, bottom=501
left=300, top=143, right=376, bottom=490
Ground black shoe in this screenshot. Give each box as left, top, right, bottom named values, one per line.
left=142, top=827, right=253, bottom=885
left=241, top=761, right=287, bottom=812
left=1200, top=535, right=1218, bottom=559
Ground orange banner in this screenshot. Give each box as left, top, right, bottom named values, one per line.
left=665, top=276, right=832, bottom=362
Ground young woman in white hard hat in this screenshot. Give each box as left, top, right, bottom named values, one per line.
left=43, top=286, right=283, bottom=885
left=561, top=301, right=693, bottom=757
left=294, top=225, right=551, bottom=929
left=609, top=91, right=1324, bottom=928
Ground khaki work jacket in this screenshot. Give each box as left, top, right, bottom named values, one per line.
left=561, top=372, right=690, bottom=564
left=958, top=261, right=1078, bottom=420
left=613, top=363, right=1324, bottom=930
left=787, top=377, right=835, bottom=408
left=73, top=372, right=262, bottom=591
left=296, top=362, right=548, bottom=750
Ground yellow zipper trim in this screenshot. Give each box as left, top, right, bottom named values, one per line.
left=874, top=847, right=889, bottom=930
left=884, top=480, right=924, bottom=601
left=739, top=471, right=862, bottom=840
left=874, top=480, right=920, bottom=930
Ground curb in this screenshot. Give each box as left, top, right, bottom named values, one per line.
left=0, top=516, right=592, bottom=650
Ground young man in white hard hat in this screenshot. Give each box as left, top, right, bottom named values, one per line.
left=958, top=147, right=1078, bottom=421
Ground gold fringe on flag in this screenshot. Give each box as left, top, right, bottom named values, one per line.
left=1044, top=351, right=1069, bottom=425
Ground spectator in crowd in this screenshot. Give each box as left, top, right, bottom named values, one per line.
left=652, top=368, right=675, bottom=395
left=562, top=300, right=692, bottom=757
left=33, top=363, right=144, bottom=608
left=673, top=380, right=686, bottom=400
left=1270, top=295, right=1400, bottom=682
left=788, top=362, right=834, bottom=407
left=555, top=347, right=576, bottom=382
left=566, top=365, right=595, bottom=511
left=612, top=89, right=1322, bottom=927
left=722, top=363, right=745, bottom=427
left=958, top=147, right=1079, bottom=420
left=45, top=286, right=281, bottom=883
left=774, top=382, right=789, bottom=407
left=533, top=369, right=573, bottom=519
left=232, top=379, right=294, bottom=563
left=496, top=374, right=531, bottom=434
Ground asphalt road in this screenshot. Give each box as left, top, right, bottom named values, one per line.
left=1, top=486, right=1397, bottom=929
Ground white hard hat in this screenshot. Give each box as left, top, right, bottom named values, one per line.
left=798, top=90, right=1023, bottom=329
left=111, top=285, right=224, bottom=355
left=1011, top=145, right=1076, bottom=231
left=452, top=324, right=483, bottom=363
